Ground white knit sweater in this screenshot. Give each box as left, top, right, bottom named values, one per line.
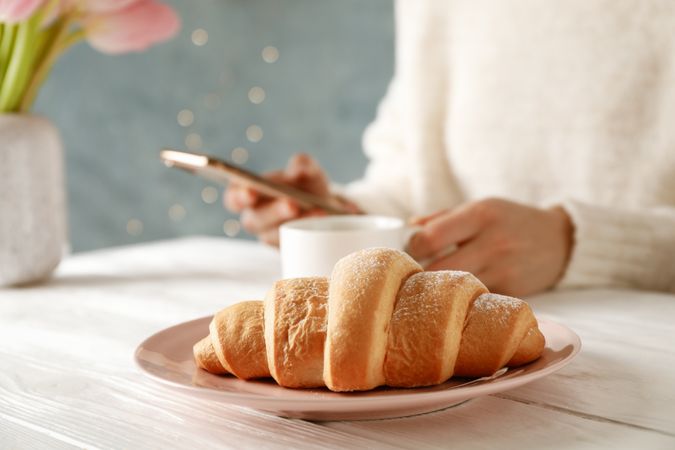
left=344, top=0, right=675, bottom=292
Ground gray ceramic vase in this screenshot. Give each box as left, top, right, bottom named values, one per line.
left=0, top=115, right=67, bottom=286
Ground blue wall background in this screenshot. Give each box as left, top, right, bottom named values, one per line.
left=34, top=0, right=395, bottom=252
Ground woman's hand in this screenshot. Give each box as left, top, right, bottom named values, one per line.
left=224, top=153, right=358, bottom=246
left=406, top=198, right=574, bottom=297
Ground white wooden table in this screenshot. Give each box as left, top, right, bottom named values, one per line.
left=1, top=237, right=674, bottom=449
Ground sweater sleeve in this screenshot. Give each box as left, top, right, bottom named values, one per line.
left=558, top=199, right=675, bottom=293
left=337, top=76, right=413, bottom=219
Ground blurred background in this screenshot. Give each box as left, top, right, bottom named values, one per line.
left=34, top=0, right=394, bottom=252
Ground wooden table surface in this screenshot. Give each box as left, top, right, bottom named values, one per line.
left=1, top=237, right=674, bottom=449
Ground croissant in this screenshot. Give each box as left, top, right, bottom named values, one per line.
left=194, top=248, right=545, bottom=392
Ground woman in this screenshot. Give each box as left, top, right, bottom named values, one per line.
left=226, top=1, right=675, bottom=296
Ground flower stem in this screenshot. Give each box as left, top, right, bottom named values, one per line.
left=0, top=14, right=42, bottom=112
left=19, top=17, right=80, bottom=113
left=0, top=24, right=17, bottom=95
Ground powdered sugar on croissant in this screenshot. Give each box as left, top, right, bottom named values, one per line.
left=194, top=248, right=545, bottom=392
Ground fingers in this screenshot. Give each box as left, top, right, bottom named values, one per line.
left=224, top=154, right=330, bottom=213
left=474, top=266, right=522, bottom=297
left=224, top=153, right=333, bottom=246
left=422, top=232, right=522, bottom=296
left=285, top=153, right=320, bottom=180
left=258, top=229, right=280, bottom=247
left=240, top=198, right=300, bottom=235
left=257, top=208, right=328, bottom=247
left=224, top=183, right=258, bottom=213
left=284, top=153, right=330, bottom=196
left=423, top=235, right=490, bottom=274
left=408, top=209, right=448, bottom=227
left=407, top=203, right=486, bottom=261
left=224, top=170, right=285, bottom=212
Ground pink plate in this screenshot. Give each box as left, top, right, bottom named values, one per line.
left=134, top=317, right=580, bottom=421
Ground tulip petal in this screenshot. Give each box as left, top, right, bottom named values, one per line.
left=84, top=0, right=180, bottom=54
left=83, top=0, right=141, bottom=13
left=0, top=0, right=44, bottom=23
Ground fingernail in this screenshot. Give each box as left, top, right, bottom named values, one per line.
left=283, top=200, right=297, bottom=217
left=406, top=232, right=425, bottom=257
left=307, top=209, right=327, bottom=217
left=239, top=190, right=252, bottom=205
left=408, top=215, right=422, bottom=225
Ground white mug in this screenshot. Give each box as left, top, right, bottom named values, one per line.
left=279, top=215, right=411, bottom=279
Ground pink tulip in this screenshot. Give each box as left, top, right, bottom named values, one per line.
left=82, top=0, right=141, bottom=13
left=39, top=0, right=136, bottom=25
left=83, top=0, right=179, bottom=54
left=0, top=0, right=44, bottom=23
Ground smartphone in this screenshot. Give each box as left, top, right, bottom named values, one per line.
left=160, top=148, right=350, bottom=214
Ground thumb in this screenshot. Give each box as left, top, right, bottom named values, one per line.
left=284, top=153, right=330, bottom=196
